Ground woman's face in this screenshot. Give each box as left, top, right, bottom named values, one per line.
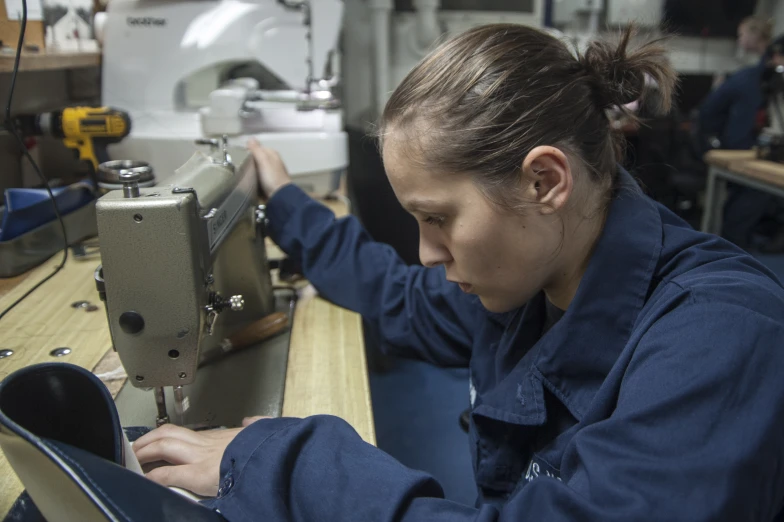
left=382, top=136, right=564, bottom=313
left=738, top=24, right=762, bottom=54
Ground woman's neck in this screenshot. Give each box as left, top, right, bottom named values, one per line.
left=543, top=203, right=607, bottom=311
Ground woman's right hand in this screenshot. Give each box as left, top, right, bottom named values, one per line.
left=248, top=138, right=292, bottom=198
left=133, top=416, right=269, bottom=497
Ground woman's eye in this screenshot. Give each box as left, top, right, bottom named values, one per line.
left=423, top=216, right=445, bottom=227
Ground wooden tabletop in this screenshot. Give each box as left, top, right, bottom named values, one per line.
left=0, top=196, right=374, bottom=516
left=729, top=159, right=784, bottom=190
left=703, top=149, right=784, bottom=190
left=0, top=270, right=32, bottom=299
left=703, top=149, right=758, bottom=169
left=0, top=50, right=101, bottom=73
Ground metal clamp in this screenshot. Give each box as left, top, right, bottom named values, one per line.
left=195, top=135, right=234, bottom=171
left=98, top=160, right=154, bottom=189
left=277, top=0, right=307, bottom=9
left=239, top=101, right=261, bottom=119
left=255, top=205, right=268, bottom=237
left=205, top=308, right=219, bottom=336
left=170, top=186, right=205, bottom=217
left=204, top=292, right=245, bottom=335
left=120, top=171, right=141, bottom=198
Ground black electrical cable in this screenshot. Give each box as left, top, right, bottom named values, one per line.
left=0, top=0, right=69, bottom=322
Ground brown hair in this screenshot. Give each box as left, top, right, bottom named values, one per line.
left=741, top=16, right=773, bottom=44
left=380, top=24, right=677, bottom=210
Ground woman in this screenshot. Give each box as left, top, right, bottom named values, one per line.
left=133, top=25, right=784, bottom=521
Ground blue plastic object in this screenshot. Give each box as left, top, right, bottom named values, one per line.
left=0, top=185, right=94, bottom=242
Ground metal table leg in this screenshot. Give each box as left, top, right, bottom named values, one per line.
left=713, top=178, right=728, bottom=236
left=701, top=166, right=718, bottom=233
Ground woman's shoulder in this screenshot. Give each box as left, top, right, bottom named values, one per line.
left=647, top=213, right=784, bottom=328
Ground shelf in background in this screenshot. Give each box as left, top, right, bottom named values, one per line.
left=0, top=50, right=101, bottom=73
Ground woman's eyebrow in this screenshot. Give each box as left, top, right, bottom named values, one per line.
left=402, top=198, right=444, bottom=212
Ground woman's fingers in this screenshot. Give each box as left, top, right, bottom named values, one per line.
left=133, top=424, right=245, bottom=497
left=247, top=137, right=264, bottom=160
left=145, top=463, right=218, bottom=497
left=246, top=139, right=292, bottom=197
left=135, top=437, right=205, bottom=466
left=241, top=416, right=270, bottom=427
left=133, top=423, right=203, bottom=452
left=248, top=138, right=274, bottom=170
left=200, top=427, right=244, bottom=440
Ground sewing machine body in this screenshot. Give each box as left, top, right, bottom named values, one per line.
left=101, top=0, right=347, bottom=191
left=95, top=0, right=347, bottom=425
left=96, top=147, right=281, bottom=425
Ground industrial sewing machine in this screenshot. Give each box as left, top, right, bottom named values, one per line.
left=94, top=138, right=290, bottom=428
left=99, top=0, right=347, bottom=194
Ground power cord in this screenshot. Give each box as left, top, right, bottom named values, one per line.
left=0, top=0, right=69, bottom=322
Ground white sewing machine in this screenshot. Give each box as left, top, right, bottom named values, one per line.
left=100, top=0, right=347, bottom=193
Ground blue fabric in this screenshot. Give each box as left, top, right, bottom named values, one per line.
left=0, top=185, right=94, bottom=242
left=206, top=170, right=784, bottom=521
left=698, top=58, right=766, bottom=150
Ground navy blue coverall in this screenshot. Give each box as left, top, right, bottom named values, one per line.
left=204, top=169, right=784, bottom=521
left=698, top=58, right=768, bottom=247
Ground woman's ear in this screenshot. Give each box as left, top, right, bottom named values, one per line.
left=521, top=146, right=573, bottom=214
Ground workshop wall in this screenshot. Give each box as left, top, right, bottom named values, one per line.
left=774, top=0, right=784, bottom=36
left=0, top=66, right=100, bottom=192
left=341, top=1, right=751, bottom=131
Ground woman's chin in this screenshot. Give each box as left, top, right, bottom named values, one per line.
left=478, top=290, right=533, bottom=314
left=478, top=295, right=517, bottom=314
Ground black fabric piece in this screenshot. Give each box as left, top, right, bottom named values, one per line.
left=2, top=492, right=45, bottom=522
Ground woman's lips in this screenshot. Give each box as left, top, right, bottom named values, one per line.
left=447, top=277, right=473, bottom=293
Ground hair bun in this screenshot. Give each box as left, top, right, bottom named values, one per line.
left=579, top=26, right=675, bottom=114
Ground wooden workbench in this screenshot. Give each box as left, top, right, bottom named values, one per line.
left=0, top=50, right=101, bottom=73
left=729, top=160, right=784, bottom=189
left=0, top=197, right=374, bottom=517
left=701, top=150, right=784, bottom=233
left=703, top=149, right=758, bottom=170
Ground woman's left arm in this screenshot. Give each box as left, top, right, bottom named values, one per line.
left=140, top=301, right=784, bottom=521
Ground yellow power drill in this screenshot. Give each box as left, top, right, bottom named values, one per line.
left=16, top=106, right=132, bottom=172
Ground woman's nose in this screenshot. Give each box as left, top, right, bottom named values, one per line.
left=419, top=233, right=452, bottom=268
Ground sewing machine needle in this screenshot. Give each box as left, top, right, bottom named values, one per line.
left=173, top=385, right=187, bottom=425
left=154, top=387, right=169, bottom=426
